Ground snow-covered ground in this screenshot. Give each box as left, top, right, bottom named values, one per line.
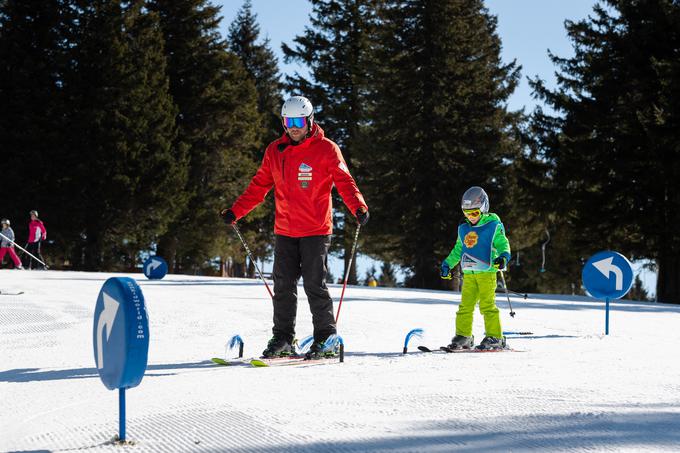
left=1, top=269, right=679, bottom=452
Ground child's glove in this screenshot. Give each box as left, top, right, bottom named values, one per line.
left=493, top=255, right=508, bottom=270
left=440, top=261, right=452, bottom=279
left=220, top=208, right=236, bottom=225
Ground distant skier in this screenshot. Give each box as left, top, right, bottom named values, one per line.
left=0, top=219, right=24, bottom=269
left=220, top=96, right=369, bottom=359
left=26, top=210, right=47, bottom=270
left=440, top=186, right=511, bottom=350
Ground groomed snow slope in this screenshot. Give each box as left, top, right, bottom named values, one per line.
left=1, top=270, right=679, bottom=452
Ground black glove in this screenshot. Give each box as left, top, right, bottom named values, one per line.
left=356, top=208, right=369, bottom=226
left=220, top=208, right=236, bottom=225
left=493, top=255, right=508, bottom=270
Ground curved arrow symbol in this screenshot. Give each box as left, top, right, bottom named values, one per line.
left=593, top=257, right=623, bottom=291
left=96, top=292, right=120, bottom=369
left=146, top=258, right=161, bottom=275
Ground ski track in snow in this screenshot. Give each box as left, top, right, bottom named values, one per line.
left=1, top=270, right=680, bottom=452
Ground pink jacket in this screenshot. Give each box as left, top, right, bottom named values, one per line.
left=28, top=220, right=47, bottom=243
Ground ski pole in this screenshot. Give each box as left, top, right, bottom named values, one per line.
left=335, top=224, right=361, bottom=323
left=498, top=269, right=516, bottom=318
left=0, top=232, right=46, bottom=267
left=231, top=223, right=273, bottom=300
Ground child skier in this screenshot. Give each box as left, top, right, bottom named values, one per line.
left=0, top=219, right=24, bottom=269
left=440, top=186, right=511, bottom=350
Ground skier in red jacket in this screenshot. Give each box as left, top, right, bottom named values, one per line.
left=26, top=210, right=47, bottom=270
left=221, top=96, right=369, bottom=359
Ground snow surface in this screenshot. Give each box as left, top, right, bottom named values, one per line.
left=1, top=269, right=680, bottom=452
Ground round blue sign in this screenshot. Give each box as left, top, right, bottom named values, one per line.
left=582, top=251, right=634, bottom=300
left=93, top=277, right=150, bottom=390
left=143, top=256, right=168, bottom=280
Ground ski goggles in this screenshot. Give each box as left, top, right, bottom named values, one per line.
left=283, top=116, right=307, bottom=129
left=463, top=208, right=481, bottom=218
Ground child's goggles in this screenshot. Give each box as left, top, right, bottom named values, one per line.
left=462, top=208, right=481, bottom=218
left=283, top=116, right=307, bottom=129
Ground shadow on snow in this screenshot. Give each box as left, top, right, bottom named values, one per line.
left=0, top=360, right=220, bottom=383
left=224, top=410, right=680, bottom=452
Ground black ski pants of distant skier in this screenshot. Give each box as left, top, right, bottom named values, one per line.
left=25, top=241, right=46, bottom=269
left=272, top=234, right=336, bottom=344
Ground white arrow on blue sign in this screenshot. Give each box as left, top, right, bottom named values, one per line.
left=93, top=277, right=149, bottom=390
left=582, top=251, right=634, bottom=300
left=143, top=256, right=168, bottom=280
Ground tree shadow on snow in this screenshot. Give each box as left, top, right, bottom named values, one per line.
left=5, top=450, right=51, bottom=453
left=228, top=410, right=680, bottom=452
left=0, top=360, right=220, bottom=383
left=337, top=295, right=680, bottom=315
left=40, top=277, right=267, bottom=288
left=138, top=279, right=268, bottom=287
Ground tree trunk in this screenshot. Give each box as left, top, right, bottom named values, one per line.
left=83, top=225, right=101, bottom=271
left=247, top=258, right=255, bottom=278
left=656, top=255, right=680, bottom=304
left=452, top=265, right=461, bottom=292
left=233, top=258, right=245, bottom=278
left=157, top=235, right=178, bottom=273
left=344, top=215, right=358, bottom=285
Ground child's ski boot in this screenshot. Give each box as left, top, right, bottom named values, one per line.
left=447, top=335, right=474, bottom=350
left=476, top=336, right=507, bottom=350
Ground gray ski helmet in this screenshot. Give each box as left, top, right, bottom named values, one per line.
left=29, top=210, right=38, bottom=217
left=461, top=186, right=489, bottom=213
left=1, top=218, right=9, bottom=226
left=281, top=96, right=314, bottom=127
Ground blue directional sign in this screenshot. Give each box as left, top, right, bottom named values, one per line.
left=143, top=256, right=168, bottom=280
left=582, top=251, right=634, bottom=300
left=93, top=277, right=149, bottom=391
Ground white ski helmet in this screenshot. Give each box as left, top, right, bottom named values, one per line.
left=29, top=210, right=39, bottom=217
left=461, top=186, right=489, bottom=213
left=281, top=96, right=314, bottom=127
left=1, top=218, right=9, bottom=226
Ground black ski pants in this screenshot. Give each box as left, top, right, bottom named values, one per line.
left=272, top=234, right=336, bottom=344
left=25, top=241, right=46, bottom=269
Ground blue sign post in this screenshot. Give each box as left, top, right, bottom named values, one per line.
left=93, top=277, right=150, bottom=443
left=143, top=256, right=168, bottom=280
left=582, top=251, right=634, bottom=335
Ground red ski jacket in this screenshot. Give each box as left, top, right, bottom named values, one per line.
left=230, top=124, right=367, bottom=237
left=28, top=219, right=47, bottom=243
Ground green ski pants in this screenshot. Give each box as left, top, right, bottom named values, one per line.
left=455, top=272, right=502, bottom=339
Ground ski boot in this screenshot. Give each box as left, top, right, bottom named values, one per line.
left=447, top=335, right=474, bottom=350
left=305, top=339, right=338, bottom=360
left=261, top=336, right=295, bottom=358
left=476, top=336, right=507, bottom=350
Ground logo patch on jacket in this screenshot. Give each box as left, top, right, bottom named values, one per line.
left=464, top=231, right=478, bottom=248
left=338, top=162, right=349, bottom=173
left=298, top=163, right=312, bottom=188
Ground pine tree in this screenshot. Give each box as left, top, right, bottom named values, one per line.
left=0, top=0, right=69, bottom=262
left=363, top=264, right=377, bottom=285
left=282, top=0, right=378, bottom=285
left=227, top=0, right=284, bottom=269
left=367, top=0, right=522, bottom=289
left=378, top=261, right=398, bottom=287
left=62, top=0, right=187, bottom=270
left=149, top=0, right=261, bottom=274
left=626, top=275, right=650, bottom=302
left=530, top=0, right=680, bottom=303
left=228, top=0, right=283, bottom=149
